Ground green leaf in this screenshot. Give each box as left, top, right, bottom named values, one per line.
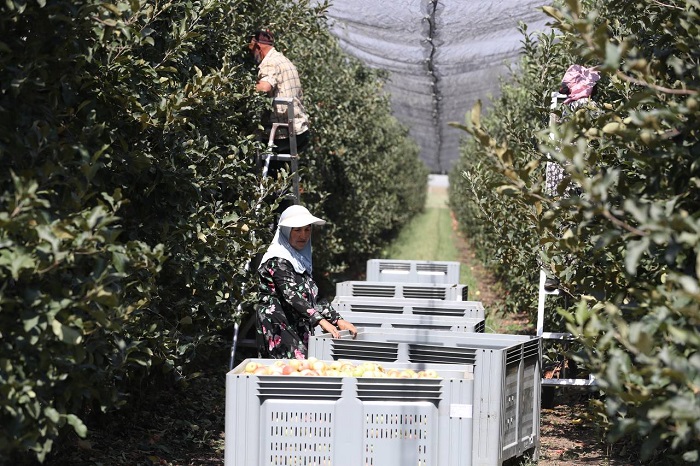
left=602, top=122, right=625, bottom=134
left=470, top=100, right=482, bottom=128
left=625, top=238, right=649, bottom=276
left=66, top=414, right=88, bottom=438
left=4, top=250, right=36, bottom=280
left=496, top=185, right=519, bottom=196
left=101, top=3, right=122, bottom=16
left=44, top=407, right=60, bottom=424
left=51, top=319, right=83, bottom=345
left=23, top=314, right=41, bottom=332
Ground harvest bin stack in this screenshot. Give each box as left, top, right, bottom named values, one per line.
left=225, top=259, right=541, bottom=465
left=316, top=297, right=487, bottom=334
left=366, top=258, right=461, bottom=283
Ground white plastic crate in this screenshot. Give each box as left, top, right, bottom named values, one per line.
left=308, top=329, right=541, bottom=465
left=332, top=296, right=484, bottom=318
left=314, top=311, right=485, bottom=335
left=366, top=259, right=461, bottom=284
left=335, top=281, right=468, bottom=301
left=225, top=357, right=538, bottom=466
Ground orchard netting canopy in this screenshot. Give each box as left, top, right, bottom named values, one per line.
left=317, top=0, right=550, bottom=173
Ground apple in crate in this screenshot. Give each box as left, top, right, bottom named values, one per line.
left=241, top=360, right=441, bottom=378
left=244, top=362, right=261, bottom=373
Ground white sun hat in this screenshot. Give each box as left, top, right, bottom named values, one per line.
left=278, top=205, right=326, bottom=227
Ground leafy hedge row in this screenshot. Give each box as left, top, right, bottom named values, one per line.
left=449, top=0, right=699, bottom=463
left=0, top=0, right=426, bottom=461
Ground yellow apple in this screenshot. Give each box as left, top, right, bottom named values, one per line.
left=330, top=361, right=343, bottom=371
left=312, top=361, right=326, bottom=374
left=288, top=359, right=302, bottom=371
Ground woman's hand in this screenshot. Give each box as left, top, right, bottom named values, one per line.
left=336, top=319, right=358, bottom=339
left=318, top=319, right=340, bottom=338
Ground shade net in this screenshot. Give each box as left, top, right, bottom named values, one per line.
left=319, top=0, right=550, bottom=173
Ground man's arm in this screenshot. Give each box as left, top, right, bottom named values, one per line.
left=256, top=80, right=273, bottom=94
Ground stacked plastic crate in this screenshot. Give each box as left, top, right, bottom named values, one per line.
left=330, top=259, right=483, bottom=333
left=225, top=259, right=541, bottom=466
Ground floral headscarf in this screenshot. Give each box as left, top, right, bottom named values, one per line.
left=561, top=64, right=601, bottom=104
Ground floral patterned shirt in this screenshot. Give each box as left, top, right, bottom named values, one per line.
left=256, top=257, right=342, bottom=360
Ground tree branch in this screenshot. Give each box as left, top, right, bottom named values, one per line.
left=616, top=70, right=698, bottom=96
left=602, top=209, right=647, bottom=236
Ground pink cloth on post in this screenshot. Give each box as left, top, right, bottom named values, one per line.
left=561, top=65, right=601, bottom=104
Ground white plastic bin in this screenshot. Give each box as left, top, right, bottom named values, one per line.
left=308, top=329, right=541, bottom=465
left=315, top=312, right=485, bottom=335
left=225, top=356, right=538, bottom=466
left=335, top=281, right=468, bottom=301
left=332, top=296, right=484, bottom=318
left=366, top=259, right=461, bottom=284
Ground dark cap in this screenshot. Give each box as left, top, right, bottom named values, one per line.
left=251, top=29, right=274, bottom=46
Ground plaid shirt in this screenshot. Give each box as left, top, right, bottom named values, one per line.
left=258, top=48, right=310, bottom=138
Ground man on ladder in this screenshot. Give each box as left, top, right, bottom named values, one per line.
left=249, top=28, right=311, bottom=206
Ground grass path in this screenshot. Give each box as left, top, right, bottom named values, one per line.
left=383, top=182, right=519, bottom=333
left=383, top=183, right=478, bottom=297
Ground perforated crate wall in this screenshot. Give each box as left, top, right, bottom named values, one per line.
left=335, top=281, right=468, bottom=301
left=308, top=329, right=542, bottom=465
left=366, top=259, right=461, bottom=284
left=332, top=297, right=484, bottom=318
left=315, top=311, right=485, bottom=335
left=225, top=361, right=476, bottom=466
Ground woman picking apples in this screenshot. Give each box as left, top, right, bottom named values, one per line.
left=255, top=205, right=357, bottom=358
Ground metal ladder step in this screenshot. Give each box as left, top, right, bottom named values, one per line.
left=258, top=99, right=300, bottom=203
left=542, top=375, right=597, bottom=387
left=536, top=269, right=597, bottom=389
